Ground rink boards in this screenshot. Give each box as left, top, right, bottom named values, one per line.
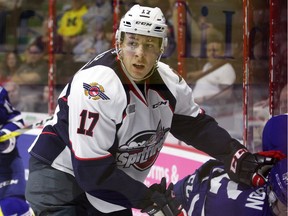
left=17, top=125, right=212, bottom=216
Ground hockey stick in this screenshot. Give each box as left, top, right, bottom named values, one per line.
left=0, top=115, right=54, bottom=142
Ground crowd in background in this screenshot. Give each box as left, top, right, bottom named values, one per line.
left=0, top=0, right=236, bottom=113
left=0, top=0, right=117, bottom=113
left=0, top=0, right=285, bottom=131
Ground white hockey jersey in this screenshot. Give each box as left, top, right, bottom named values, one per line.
left=29, top=49, right=243, bottom=213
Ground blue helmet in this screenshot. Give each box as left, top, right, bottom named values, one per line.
left=262, top=115, right=287, bottom=155
left=268, top=158, right=288, bottom=206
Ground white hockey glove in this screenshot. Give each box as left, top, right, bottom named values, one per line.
left=227, top=148, right=285, bottom=187
left=0, top=130, right=16, bottom=153
left=141, top=177, right=186, bottom=216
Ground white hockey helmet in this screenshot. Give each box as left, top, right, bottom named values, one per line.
left=116, top=4, right=168, bottom=52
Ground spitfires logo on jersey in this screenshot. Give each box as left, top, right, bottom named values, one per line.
left=116, top=121, right=170, bottom=171
left=83, top=82, right=110, bottom=100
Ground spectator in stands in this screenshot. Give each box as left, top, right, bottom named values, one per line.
left=187, top=31, right=236, bottom=104
left=0, top=85, right=34, bottom=216
left=0, top=0, right=22, bottom=46
left=56, top=0, right=88, bottom=86
left=0, top=51, right=22, bottom=84
left=11, top=44, right=48, bottom=86
left=33, top=85, right=49, bottom=113
left=3, top=81, right=54, bottom=113
left=57, top=0, right=88, bottom=48
left=2, top=81, right=29, bottom=111
left=30, top=17, right=66, bottom=87
left=73, top=22, right=111, bottom=63
left=30, top=17, right=64, bottom=61
left=82, top=0, right=112, bottom=35
left=27, top=85, right=58, bottom=113
left=56, top=56, right=84, bottom=86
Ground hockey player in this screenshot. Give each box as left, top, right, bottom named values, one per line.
left=173, top=108, right=287, bottom=216
left=173, top=157, right=287, bottom=216
left=25, top=4, right=280, bottom=216
left=0, top=86, right=33, bottom=215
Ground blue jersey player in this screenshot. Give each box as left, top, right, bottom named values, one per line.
left=173, top=109, right=288, bottom=216
left=174, top=158, right=287, bottom=216
left=0, top=86, right=33, bottom=215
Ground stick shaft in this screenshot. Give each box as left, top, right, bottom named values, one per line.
left=0, top=115, right=53, bottom=142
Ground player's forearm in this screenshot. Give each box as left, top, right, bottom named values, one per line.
left=170, top=113, right=244, bottom=162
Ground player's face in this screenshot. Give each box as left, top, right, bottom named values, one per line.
left=120, top=33, right=161, bottom=81
left=268, top=188, right=287, bottom=216
left=7, top=52, right=17, bottom=68
left=271, top=199, right=287, bottom=216
left=206, top=42, right=223, bottom=59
